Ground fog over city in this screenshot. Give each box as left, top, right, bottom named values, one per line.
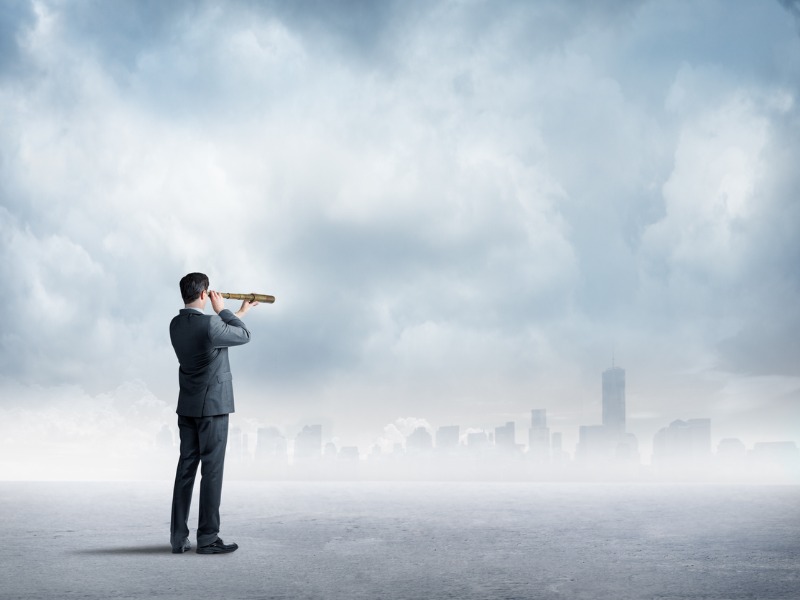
left=1, top=0, right=799, bottom=480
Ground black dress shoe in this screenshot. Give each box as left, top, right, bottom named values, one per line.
left=172, top=539, right=191, bottom=554
left=196, top=538, right=238, bottom=554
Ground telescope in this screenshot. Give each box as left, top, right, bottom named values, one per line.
left=218, top=292, right=275, bottom=304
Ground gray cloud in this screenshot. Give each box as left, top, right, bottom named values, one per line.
left=0, top=0, right=36, bottom=78
left=1, top=0, right=799, bottom=463
left=780, top=0, right=800, bottom=35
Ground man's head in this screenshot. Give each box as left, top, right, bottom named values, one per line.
left=179, top=272, right=209, bottom=306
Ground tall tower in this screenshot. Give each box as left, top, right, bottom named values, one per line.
left=602, top=364, right=626, bottom=433
left=529, top=409, right=550, bottom=460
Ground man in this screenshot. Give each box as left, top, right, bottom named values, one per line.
left=169, top=272, right=258, bottom=554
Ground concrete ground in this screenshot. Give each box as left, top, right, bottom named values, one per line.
left=2, top=481, right=798, bottom=599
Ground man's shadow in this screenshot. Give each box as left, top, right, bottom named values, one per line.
left=73, top=545, right=173, bottom=555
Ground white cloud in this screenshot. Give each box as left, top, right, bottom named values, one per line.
left=645, top=92, right=770, bottom=279
left=0, top=378, right=175, bottom=479
left=0, top=0, right=798, bottom=471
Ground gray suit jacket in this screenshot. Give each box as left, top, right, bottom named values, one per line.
left=169, top=308, right=251, bottom=417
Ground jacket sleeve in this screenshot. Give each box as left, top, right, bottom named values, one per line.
left=208, top=309, right=251, bottom=348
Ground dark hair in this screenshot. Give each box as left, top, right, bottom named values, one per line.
left=179, top=272, right=209, bottom=304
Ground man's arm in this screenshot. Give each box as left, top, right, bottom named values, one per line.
left=208, top=310, right=251, bottom=347
left=207, top=290, right=257, bottom=347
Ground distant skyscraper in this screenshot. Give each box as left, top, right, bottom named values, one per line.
left=227, top=426, right=244, bottom=462
left=575, top=362, right=638, bottom=463
left=294, top=425, right=322, bottom=459
left=339, top=446, right=360, bottom=460
left=436, top=425, right=460, bottom=451
left=577, top=425, right=614, bottom=461
left=551, top=432, right=566, bottom=463
left=531, top=409, right=547, bottom=429
left=495, top=422, right=516, bottom=451
left=528, top=409, right=550, bottom=460
left=407, top=427, right=433, bottom=454
left=256, top=426, right=287, bottom=462
left=324, top=441, right=338, bottom=459
left=467, top=431, right=489, bottom=451
left=602, top=365, right=626, bottom=433
left=751, top=442, right=800, bottom=470
left=717, top=438, right=746, bottom=461
left=652, top=419, right=711, bottom=464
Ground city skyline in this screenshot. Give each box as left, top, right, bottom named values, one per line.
left=2, top=349, right=798, bottom=481
left=217, top=360, right=797, bottom=474
left=214, top=410, right=799, bottom=485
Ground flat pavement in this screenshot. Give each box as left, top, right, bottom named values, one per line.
left=2, top=481, right=798, bottom=599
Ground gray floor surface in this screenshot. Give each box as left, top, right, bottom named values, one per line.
left=1, top=481, right=798, bottom=599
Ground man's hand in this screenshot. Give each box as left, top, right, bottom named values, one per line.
left=209, top=290, right=225, bottom=314
left=235, top=296, right=259, bottom=318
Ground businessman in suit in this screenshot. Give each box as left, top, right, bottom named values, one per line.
left=169, top=272, right=258, bottom=554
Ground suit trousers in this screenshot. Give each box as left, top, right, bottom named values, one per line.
left=170, top=414, right=229, bottom=549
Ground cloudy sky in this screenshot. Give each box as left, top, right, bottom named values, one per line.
left=1, top=0, right=798, bottom=477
